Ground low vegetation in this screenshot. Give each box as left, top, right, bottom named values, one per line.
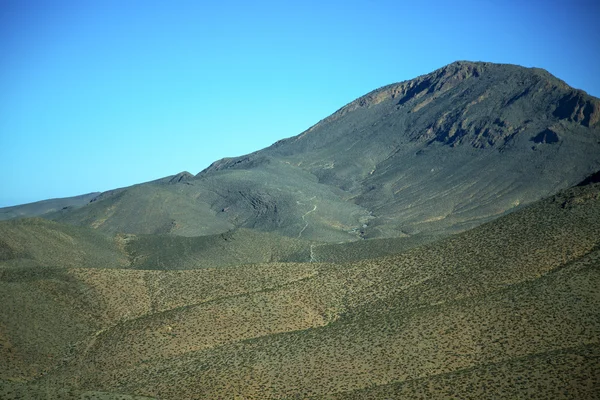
left=2, top=61, right=600, bottom=398
left=1, top=183, right=599, bottom=398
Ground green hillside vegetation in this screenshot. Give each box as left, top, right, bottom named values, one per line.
left=1, top=182, right=598, bottom=399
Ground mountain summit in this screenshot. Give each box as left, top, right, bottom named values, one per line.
left=195, top=61, right=600, bottom=237
left=4, top=61, right=600, bottom=241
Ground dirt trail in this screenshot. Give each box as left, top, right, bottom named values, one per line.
left=298, top=204, right=317, bottom=238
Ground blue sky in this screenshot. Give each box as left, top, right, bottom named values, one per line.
left=1, top=0, right=599, bottom=207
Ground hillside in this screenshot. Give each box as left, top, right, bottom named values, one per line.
left=46, top=161, right=372, bottom=242
left=0, top=192, right=99, bottom=221
left=1, top=61, right=600, bottom=399
left=199, top=61, right=600, bottom=238
left=124, top=228, right=312, bottom=269
left=1, top=182, right=599, bottom=399
left=0, top=217, right=440, bottom=274
left=0, top=218, right=127, bottom=269
left=2, top=61, right=597, bottom=242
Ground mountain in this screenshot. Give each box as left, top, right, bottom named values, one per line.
left=198, top=61, right=600, bottom=237
left=2, top=180, right=598, bottom=399
left=18, top=61, right=595, bottom=242
left=0, top=192, right=100, bottom=221
left=2, top=61, right=600, bottom=399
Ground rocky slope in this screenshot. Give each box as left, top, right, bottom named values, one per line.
left=200, top=61, right=600, bottom=237
left=3, top=61, right=600, bottom=242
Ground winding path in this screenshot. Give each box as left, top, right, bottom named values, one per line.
left=298, top=204, right=317, bottom=238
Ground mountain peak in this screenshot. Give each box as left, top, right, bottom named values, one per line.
left=192, top=61, right=600, bottom=238
left=168, top=171, right=194, bottom=184
left=292, top=61, right=599, bottom=151
left=298, top=61, right=493, bottom=133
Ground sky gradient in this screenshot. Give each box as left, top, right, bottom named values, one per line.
left=1, top=0, right=599, bottom=207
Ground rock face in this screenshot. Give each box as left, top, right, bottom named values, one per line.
left=8, top=61, right=600, bottom=241
left=553, top=90, right=600, bottom=127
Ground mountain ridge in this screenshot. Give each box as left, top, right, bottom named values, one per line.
left=192, top=60, right=600, bottom=238
left=201, top=60, right=599, bottom=176
left=3, top=61, right=600, bottom=241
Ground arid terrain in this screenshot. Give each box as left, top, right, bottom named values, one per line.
left=1, top=61, right=600, bottom=399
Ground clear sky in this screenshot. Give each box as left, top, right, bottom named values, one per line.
left=1, top=0, right=599, bottom=207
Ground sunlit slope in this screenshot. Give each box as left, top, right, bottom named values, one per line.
left=323, top=345, right=599, bottom=399
left=0, top=382, right=155, bottom=400
left=82, top=182, right=600, bottom=398
left=0, top=182, right=593, bottom=398
left=0, top=218, right=127, bottom=269
left=0, top=262, right=319, bottom=384
left=112, top=247, right=599, bottom=400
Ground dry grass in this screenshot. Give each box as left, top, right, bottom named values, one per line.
left=1, top=184, right=599, bottom=399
